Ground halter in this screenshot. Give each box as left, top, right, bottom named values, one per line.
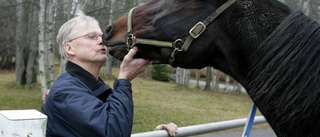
left=126, top=0, right=236, bottom=66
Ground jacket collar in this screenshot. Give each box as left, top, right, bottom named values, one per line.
left=65, top=61, right=111, bottom=101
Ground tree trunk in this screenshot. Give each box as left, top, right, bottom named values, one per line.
left=212, top=69, right=220, bottom=90
left=235, top=82, right=242, bottom=94
left=15, top=0, right=27, bottom=85
left=47, top=0, right=57, bottom=86
left=176, top=67, right=190, bottom=86
left=39, top=0, right=48, bottom=101
left=204, top=67, right=212, bottom=90
left=299, top=0, right=310, bottom=16
left=195, top=69, right=200, bottom=89
left=26, top=1, right=39, bottom=86
left=77, top=0, right=87, bottom=12
left=0, top=1, right=16, bottom=69
left=224, top=74, right=230, bottom=93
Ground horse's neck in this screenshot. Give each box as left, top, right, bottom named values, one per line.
left=246, top=12, right=320, bottom=136
left=231, top=0, right=291, bottom=49
left=218, top=0, right=292, bottom=89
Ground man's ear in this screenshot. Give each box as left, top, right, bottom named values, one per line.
left=64, top=43, right=75, bottom=55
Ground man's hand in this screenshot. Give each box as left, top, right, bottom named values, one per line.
left=118, top=47, right=151, bottom=81
left=154, top=122, right=178, bottom=137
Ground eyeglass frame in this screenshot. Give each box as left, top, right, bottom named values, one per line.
left=68, top=33, right=103, bottom=42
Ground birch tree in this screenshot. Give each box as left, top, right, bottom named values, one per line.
left=211, top=69, right=220, bottom=90
left=234, top=82, right=243, bottom=94
left=39, top=0, right=47, bottom=100
left=176, top=67, right=190, bottom=86
left=46, top=0, right=57, bottom=86
left=224, top=74, right=231, bottom=93
left=204, top=67, right=212, bottom=90
left=299, top=0, right=311, bottom=16
left=77, top=0, right=87, bottom=12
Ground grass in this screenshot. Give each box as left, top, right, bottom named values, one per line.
left=0, top=70, right=43, bottom=110
left=130, top=78, right=255, bottom=133
left=0, top=67, right=264, bottom=134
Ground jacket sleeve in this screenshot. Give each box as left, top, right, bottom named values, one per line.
left=51, top=79, right=133, bottom=137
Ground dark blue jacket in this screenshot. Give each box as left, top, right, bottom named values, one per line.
left=42, top=62, right=133, bottom=137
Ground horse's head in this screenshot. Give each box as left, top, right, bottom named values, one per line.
left=103, top=0, right=232, bottom=69
left=103, top=0, right=290, bottom=72
left=103, top=1, right=320, bottom=136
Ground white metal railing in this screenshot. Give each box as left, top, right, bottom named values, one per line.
left=131, top=116, right=267, bottom=137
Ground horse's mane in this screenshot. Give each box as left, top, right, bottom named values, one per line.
left=249, top=11, right=320, bottom=136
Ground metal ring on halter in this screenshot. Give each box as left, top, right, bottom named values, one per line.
left=126, top=34, right=136, bottom=50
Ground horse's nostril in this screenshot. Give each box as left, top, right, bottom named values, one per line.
left=102, top=33, right=108, bottom=43
left=103, top=24, right=113, bottom=41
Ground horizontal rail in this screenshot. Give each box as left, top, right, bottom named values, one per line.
left=131, top=116, right=267, bottom=137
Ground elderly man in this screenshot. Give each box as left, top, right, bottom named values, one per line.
left=42, top=11, right=177, bottom=137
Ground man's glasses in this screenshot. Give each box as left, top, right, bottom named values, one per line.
left=69, top=33, right=102, bottom=42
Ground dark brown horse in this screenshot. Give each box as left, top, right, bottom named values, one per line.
left=103, top=0, right=320, bottom=136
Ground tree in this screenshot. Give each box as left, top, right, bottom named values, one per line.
left=15, top=0, right=27, bottom=85
left=224, top=75, right=231, bottom=93
left=176, top=67, right=190, bottom=86
left=211, top=68, right=220, bottom=90
left=39, top=0, right=47, bottom=100
left=15, top=0, right=38, bottom=86
left=0, top=0, right=16, bottom=69
left=26, top=0, right=39, bottom=85
left=151, top=64, right=169, bottom=81
left=204, top=66, right=212, bottom=90
left=299, top=0, right=311, bottom=16
left=46, top=0, right=57, bottom=86
left=194, top=69, right=201, bottom=89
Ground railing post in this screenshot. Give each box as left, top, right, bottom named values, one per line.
left=0, top=109, right=47, bottom=137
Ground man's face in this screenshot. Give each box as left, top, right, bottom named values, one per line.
left=67, top=22, right=108, bottom=65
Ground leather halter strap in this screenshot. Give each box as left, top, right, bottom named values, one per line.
left=127, top=7, right=182, bottom=49
left=126, top=0, right=236, bottom=66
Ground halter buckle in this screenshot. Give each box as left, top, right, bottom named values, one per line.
left=189, top=22, right=206, bottom=39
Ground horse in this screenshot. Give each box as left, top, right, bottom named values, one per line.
left=102, top=0, right=320, bottom=136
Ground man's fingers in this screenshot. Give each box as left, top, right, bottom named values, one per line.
left=164, top=123, right=178, bottom=137
left=125, top=47, right=138, bottom=60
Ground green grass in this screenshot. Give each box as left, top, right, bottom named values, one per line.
left=0, top=68, right=262, bottom=134
left=0, top=70, right=43, bottom=110
left=129, top=78, right=254, bottom=133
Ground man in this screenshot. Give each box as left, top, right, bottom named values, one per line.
left=42, top=11, right=177, bottom=137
